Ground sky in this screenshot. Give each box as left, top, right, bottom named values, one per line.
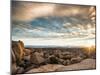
left=12, top=1, right=96, bottom=47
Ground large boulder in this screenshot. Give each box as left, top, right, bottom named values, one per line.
left=30, top=52, right=45, bottom=65
left=23, top=49, right=32, bottom=62
left=24, top=49, right=32, bottom=56
left=71, top=56, right=82, bottom=64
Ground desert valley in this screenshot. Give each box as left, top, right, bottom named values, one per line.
left=11, top=40, right=96, bottom=74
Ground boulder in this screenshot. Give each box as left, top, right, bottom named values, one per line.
left=24, top=49, right=32, bottom=56
left=16, top=67, right=24, bottom=74
left=71, top=56, right=82, bottom=64
left=30, top=52, right=45, bottom=65
left=57, top=58, right=65, bottom=64
left=11, top=63, right=18, bottom=74
left=62, top=60, right=71, bottom=65
left=48, top=55, right=59, bottom=64
left=24, top=55, right=31, bottom=61
left=44, top=53, right=50, bottom=58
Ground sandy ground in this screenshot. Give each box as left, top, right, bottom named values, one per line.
left=26, top=58, right=96, bottom=73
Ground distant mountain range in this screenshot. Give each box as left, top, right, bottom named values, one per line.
left=25, top=45, right=87, bottom=48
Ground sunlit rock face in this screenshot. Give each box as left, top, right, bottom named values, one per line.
left=12, top=40, right=25, bottom=64
left=11, top=40, right=25, bottom=74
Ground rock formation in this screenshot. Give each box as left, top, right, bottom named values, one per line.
left=11, top=40, right=25, bottom=74
left=30, top=52, right=45, bottom=65
left=12, top=40, right=25, bottom=64
left=11, top=40, right=96, bottom=74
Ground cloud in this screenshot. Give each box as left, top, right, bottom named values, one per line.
left=12, top=1, right=96, bottom=21
left=12, top=18, right=95, bottom=39
left=12, top=1, right=96, bottom=46
left=12, top=1, right=56, bottom=21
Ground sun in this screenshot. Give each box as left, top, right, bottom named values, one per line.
left=84, top=45, right=96, bottom=56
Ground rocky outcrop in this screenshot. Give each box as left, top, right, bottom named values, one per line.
left=11, top=40, right=25, bottom=74
left=12, top=40, right=25, bottom=64
left=11, top=41, right=96, bottom=74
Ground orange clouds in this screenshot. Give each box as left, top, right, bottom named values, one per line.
left=12, top=1, right=96, bottom=21
left=12, top=2, right=56, bottom=21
